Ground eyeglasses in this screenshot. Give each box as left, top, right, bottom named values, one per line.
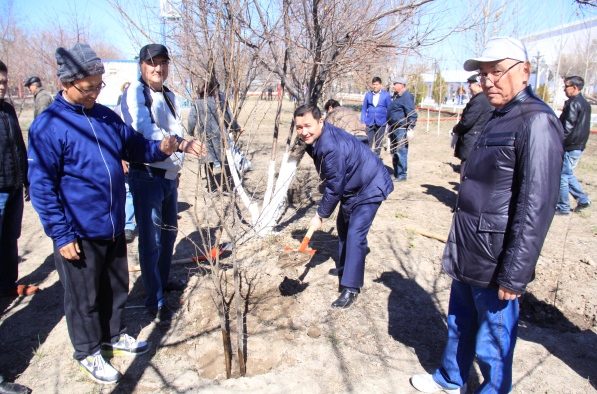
left=143, top=60, right=170, bottom=68
left=479, top=61, right=523, bottom=84
left=72, top=81, right=106, bottom=96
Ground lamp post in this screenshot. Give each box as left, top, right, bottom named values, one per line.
left=531, top=51, right=546, bottom=92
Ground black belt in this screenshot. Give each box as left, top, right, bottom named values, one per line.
left=129, top=163, right=167, bottom=178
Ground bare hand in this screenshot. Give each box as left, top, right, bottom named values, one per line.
left=159, top=136, right=179, bottom=155
left=180, top=139, right=206, bottom=157
left=59, top=241, right=81, bottom=260
left=24, top=185, right=30, bottom=202
left=309, top=215, right=323, bottom=231
left=122, top=160, right=129, bottom=174
left=498, top=285, right=521, bottom=301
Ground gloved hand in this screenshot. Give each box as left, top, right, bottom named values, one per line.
left=406, top=129, right=414, bottom=140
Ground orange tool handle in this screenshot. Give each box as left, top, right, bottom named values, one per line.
left=298, top=225, right=316, bottom=252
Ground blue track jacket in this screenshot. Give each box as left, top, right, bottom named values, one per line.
left=306, top=122, right=394, bottom=218
left=28, top=92, right=168, bottom=249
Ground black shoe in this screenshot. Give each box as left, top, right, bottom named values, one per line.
left=0, top=377, right=32, bottom=394
left=124, top=229, right=135, bottom=243
left=164, top=281, right=186, bottom=292
left=148, top=306, right=174, bottom=323
left=575, top=201, right=591, bottom=212
left=331, top=288, right=358, bottom=309
left=554, top=208, right=570, bottom=216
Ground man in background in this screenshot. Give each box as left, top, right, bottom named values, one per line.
left=360, top=76, right=391, bottom=156
left=387, top=77, right=417, bottom=181
left=24, top=76, right=53, bottom=119
left=324, top=99, right=368, bottom=144
left=555, top=75, right=592, bottom=215
left=451, top=73, right=493, bottom=175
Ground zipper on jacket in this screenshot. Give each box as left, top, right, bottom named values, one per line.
left=84, top=113, right=116, bottom=241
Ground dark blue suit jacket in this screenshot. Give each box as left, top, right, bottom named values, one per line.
left=306, top=122, right=394, bottom=218
left=361, top=90, right=392, bottom=126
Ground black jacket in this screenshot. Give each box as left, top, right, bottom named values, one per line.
left=452, top=92, right=493, bottom=160
left=559, top=93, right=591, bottom=151
left=0, top=100, right=28, bottom=191
left=442, top=86, right=564, bottom=293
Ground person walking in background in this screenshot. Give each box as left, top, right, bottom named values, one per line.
left=451, top=73, right=493, bottom=175
left=324, top=99, right=368, bottom=144
left=387, top=77, right=417, bottom=181
left=555, top=75, right=592, bottom=215
left=24, top=76, right=53, bottom=120
left=188, top=76, right=244, bottom=193
left=410, top=36, right=564, bottom=394
left=0, top=61, right=39, bottom=299
left=27, top=43, right=182, bottom=384
left=296, top=104, right=393, bottom=309
left=121, top=43, right=204, bottom=323
left=360, top=76, right=391, bottom=156
left=113, top=81, right=136, bottom=242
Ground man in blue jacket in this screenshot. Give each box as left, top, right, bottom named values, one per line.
left=27, top=43, right=190, bottom=385
left=360, top=77, right=391, bottom=156
left=297, top=104, right=394, bottom=308
left=387, top=77, right=417, bottom=181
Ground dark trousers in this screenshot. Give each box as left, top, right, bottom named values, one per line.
left=366, top=124, right=386, bottom=156
left=205, top=162, right=232, bottom=192
left=0, top=188, right=23, bottom=294
left=336, top=202, right=381, bottom=289
left=54, top=234, right=128, bottom=360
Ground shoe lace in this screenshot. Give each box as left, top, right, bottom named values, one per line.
left=91, top=353, right=107, bottom=372
left=119, top=334, right=135, bottom=349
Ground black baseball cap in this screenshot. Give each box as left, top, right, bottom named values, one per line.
left=24, top=76, right=41, bottom=87
left=138, top=44, right=170, bottom=62
left=467, top=74, right=480, bottom=84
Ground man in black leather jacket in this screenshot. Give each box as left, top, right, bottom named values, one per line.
left=555, top=75, right=592, bottom=215
left=0, top=60, right=39, bottom=299
left=452, top=73, right=493, bottom=174
left=411, top=37, right=564, bottom=394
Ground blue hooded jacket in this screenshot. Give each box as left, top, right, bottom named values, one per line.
left=28, top=92, right=168, bottom=249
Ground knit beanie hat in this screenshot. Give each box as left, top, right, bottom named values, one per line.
left=55, top=43, right=105, bottom=83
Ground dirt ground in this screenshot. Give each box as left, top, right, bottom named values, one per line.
left=1, top=97, right=596, bottom=393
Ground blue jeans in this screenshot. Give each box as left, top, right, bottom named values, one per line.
left=124, top=174, right=135, bottom=231
left=389, top=128, right=408, bottom=179
left=557, top=150, right=589, bottom=212
left=129, top=169, right=178, bottom=309
left=432, top=280, right=518, bottom=394
left=0, top=188, right=23, bottom=293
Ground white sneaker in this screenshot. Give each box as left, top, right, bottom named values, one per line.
left=410, top=374, right=467, bottom=394
left=102, top=333, right=149, bottom=356
left=78, top=351, right=121, bottom=384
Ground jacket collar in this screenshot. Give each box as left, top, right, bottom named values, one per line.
left=495, top=85, right=533, bottom=114
left=54, top=90, right=93, bottom=114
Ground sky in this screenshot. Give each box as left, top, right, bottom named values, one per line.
left=10, top=0, right=597, bottom=68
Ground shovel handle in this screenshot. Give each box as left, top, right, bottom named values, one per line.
left=298, top=225, right=317, bottom=252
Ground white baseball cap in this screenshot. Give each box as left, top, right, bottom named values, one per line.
left=463, top=37, right=529, bottom=71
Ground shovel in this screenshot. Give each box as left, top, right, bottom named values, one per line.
left=278, top=225, right=317, bottom=269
